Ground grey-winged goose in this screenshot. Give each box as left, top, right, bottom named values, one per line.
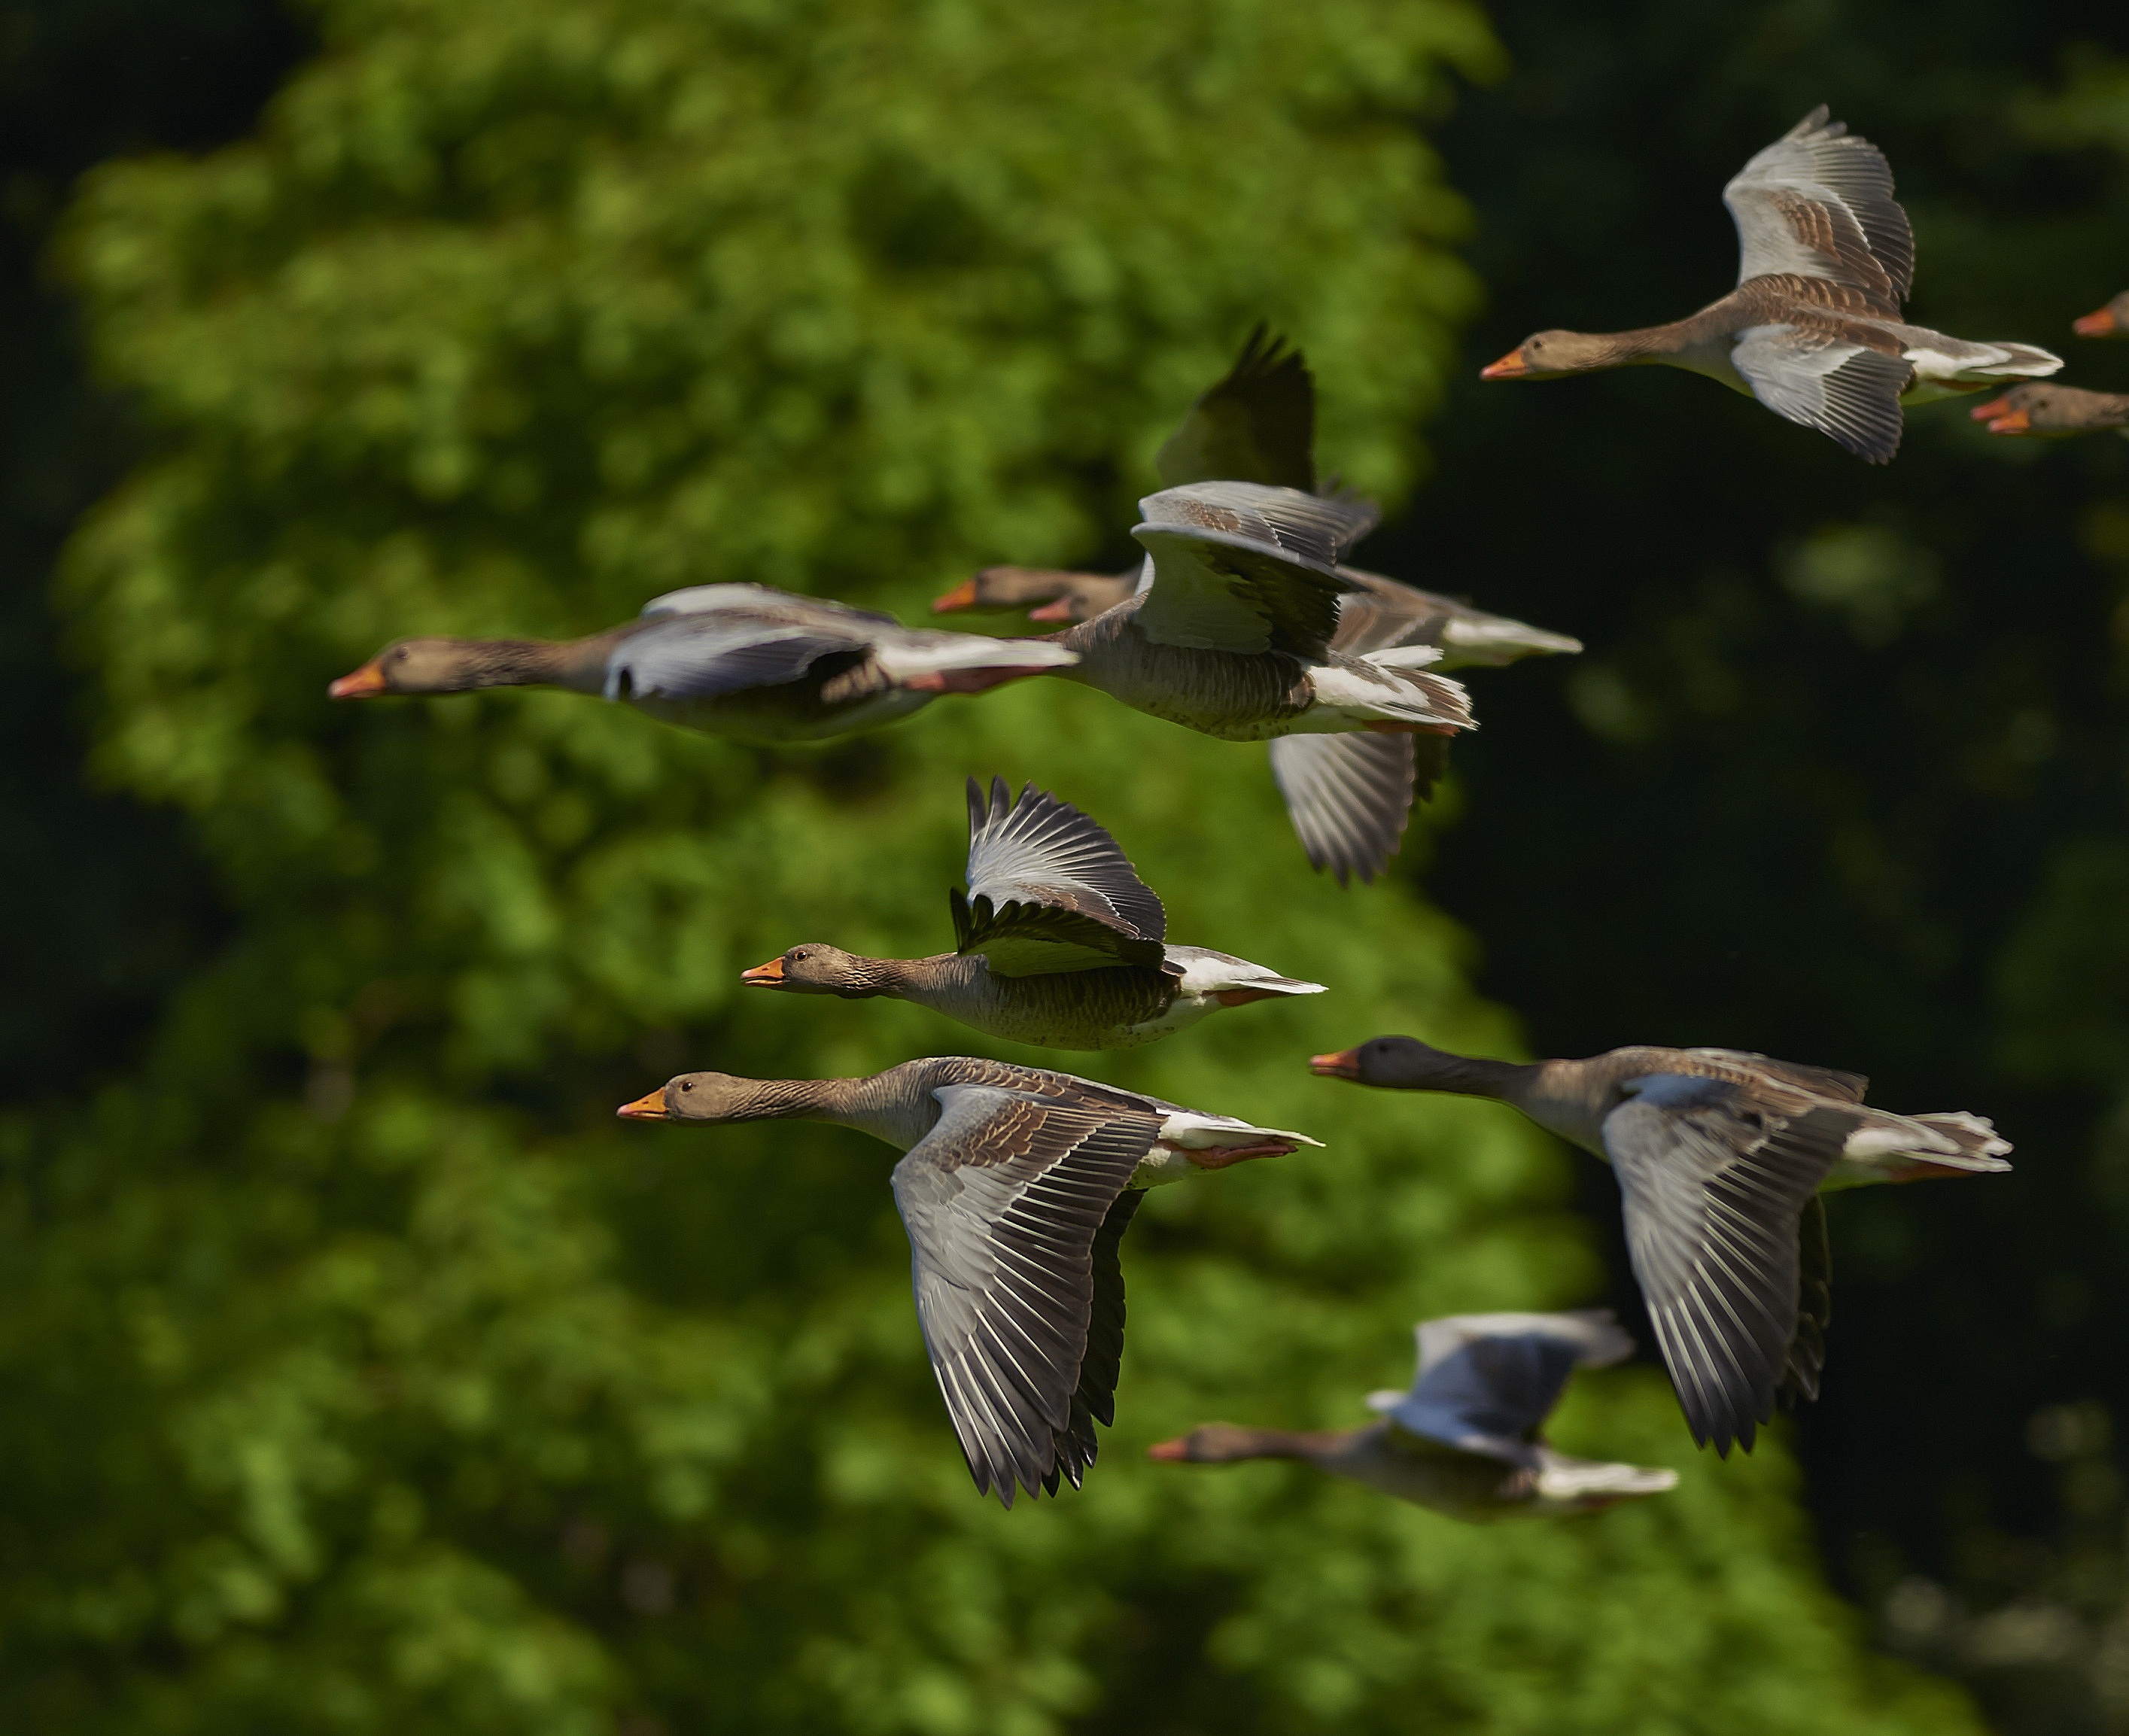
left=1309, top=1036, right=2012, bottom=1455
left=1971, top=382, right=2129, bottom=438
left=1483, top=108, right=2061, bottom=463
left=743, top=777, right=1324, bottom=1050
left=2075, top=293, right=2129, bottom=338
left=944, top=329, right=1552, bottom=885
left=328, top=584, right=1075, bottom=743
left=617, top=1057, right=1320, bottom=1506
left=1148, top=1310, right=1677, bottom=1519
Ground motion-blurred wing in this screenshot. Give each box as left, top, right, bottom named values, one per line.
left=1267, top=732, right=1426, bottom=885
left=1155, top=325, right=1316, bottom=491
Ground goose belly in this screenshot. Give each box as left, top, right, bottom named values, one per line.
left=625, top=683, right=928, bottom=743
left=902, top=964, right=1179, bottom=1050
left=1071, top=636, right=1309, bottom=740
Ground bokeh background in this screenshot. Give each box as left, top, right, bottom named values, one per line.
left=7, top=0, right=2129, bottom=1730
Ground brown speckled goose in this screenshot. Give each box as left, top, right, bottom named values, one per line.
left=1309, top=1036, right=2012, bottom=1455
left=744, top=778, right=1324, bottom=1050
left=1483, top=108, right=2061, bottom=463
left=2075, top=293, right=2129, bottom=338
left=329, top=585, right=1075, bottom=743
left=617, top=1057, right=1320, bottom=1506
left=1971, top=382, right=2129, bottom=437
left=1149, top=1311, right=1677, bottom=1519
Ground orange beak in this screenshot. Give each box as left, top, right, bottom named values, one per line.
left=1480, top=348, right=1531, bottom=380
left=1969, top=397, right=2032, bottom=435
left=932, top=578, right=979, bottom=613
left=1026, top=598, right=1076, bottom=622
left=616, top=1087, right=670, bottom=1120
left=329, top=658, right=389, bottom=699
left=1309, top=1048, right=1361, bottom=1079
left=1145, top=1437, right=1191, bottom=1462
left=740, top=957, right=786, bottom=986
left=2073, top=306, right=2120, bottom=338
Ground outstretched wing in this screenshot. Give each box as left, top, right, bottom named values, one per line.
left=1730, top=327, right=1910, bottom=464
left=1156, top=324, right=1316, bottom=491
left=1330, top=567, right=1583, bottom=668
left=1267, top=732, right=1428, bottom=886
left=1602, top=1075, right=1850, bottom=1455
left=952, top=778, right=1166, bottom=975
left=1723, top=106, right=1913, bottom=309
left=890, top=1084, right=1160, bottom=1507
left=1132, top=482, right=1373, bottom=658
left=1373, top=1310, right=1633, bottom=1464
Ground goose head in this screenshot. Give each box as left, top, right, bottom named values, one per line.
left=616, top=1071, right=756, bottom=1122
left=933, top=566, right=1118, bottom=624
left=330, top=637, right=487, bottom=697
left=741, top=944, right=892, bottom=997
left=1480, top=330, right=1624, bottom=381
left=1969, top=382, right=2128, bottom=436
left=1310, top=1035, right=1472, bottom=1089
left=2073, top=292, right=2129, bottom=339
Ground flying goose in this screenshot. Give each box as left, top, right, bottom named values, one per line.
left=617, top=1057, right=1321, bottom=1506
left=1971, top=382, right=2129, bottom=438
left=743, top=777, right=1325, bottom=1050
left=328, top=584, right=1076, bottom=743
left=1148, top=1311, right=1678, bottom=1519
left=1309, top=1037, right=2012, bottom=1455
left=2075, top=293, right=2129, bottom=338
left=947, top=330, right=1546, bottom=884
left=1482, top=108, right=2062, bottom=463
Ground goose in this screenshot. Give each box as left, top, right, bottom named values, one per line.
left=1971, top=382, right=2129, bottom=437
left=327, top=584, right=1077, bottom=743
left=1309, top=1036, right=2012, bottom=1455
left=616, top=1057, right=1321, bottom=1506
left=2075, top=293, right=2129, bottom=338
left=1148, top=1311, right=1678, bottom=1519
left=1482, top=107, right=2061, bottom=463
left=743, top=777, right=1325, bottom=1050
left=943, top=330, right=1568, bottom=883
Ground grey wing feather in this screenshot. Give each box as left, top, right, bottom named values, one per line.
left=1782, top=1194, right=1832, bottom=1409
left=1267, top=733, right=1419, bottom=886
left=891, top=1085, right=1160, bottom=1507
left=639, top=582, right=902, bottom=629
left=1155, top=324, right=1316, bottom=491
left=604, top=615, right=868, bottom=702
left=1603, top=1076, right=1850, bottom=1455
left=1683, top=1048, right=1869, bottom=1104
left=1331, top=567, right=1583, bottom=667
left=953, top=779, right=1166, bottom=974
left=1723, top=107, right=1914, bottom=303
left=1730, top=329, right=1909, bottom=464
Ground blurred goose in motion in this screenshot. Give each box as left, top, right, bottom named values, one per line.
left=1971, top=382, right=2129, bottom=438
left=945, top=329, right=1563, bottom=884
left=2074, top=292, right=2129, bottom=338
left=328, top=584, right=1075, bottom=743
left=1148, top=1311, right=1678, bottom=1519
left=1309, top=1036, right=2012, bottom=1455
left=744, top=777, right=1324, bottom=1050
left=617, top=1058, right=1320, bottom=1506
left=1483, top=107, right=2061, bottom=463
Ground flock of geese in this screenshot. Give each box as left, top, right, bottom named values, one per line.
left=329, top=110, right=2044, bottom=1516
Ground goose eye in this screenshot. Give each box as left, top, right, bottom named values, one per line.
left=680, top=1081, right=693, bottom=1093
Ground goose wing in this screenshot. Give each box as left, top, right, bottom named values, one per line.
left=1130, top=481, right=1373, bottom=658
left=1370, top=1311, right=1633, bottom=1464
left=1268, top=731, right=1445, bottom=886
left=1155, top=324, right=1316, bottom=491
left=951, top=778, right=1166, bottom=975
left=607, top=584, right=893, bottom=701
left=1723, top=106, right=1913, bottom=308
left=1681, top=1047, right=1869, bottom=1104
left=1729, top=327, right=1910, bottom=464
left=1602, top=1075, right=1851, bottom=1454
left=890, top=1083, right=1160, bottom=1506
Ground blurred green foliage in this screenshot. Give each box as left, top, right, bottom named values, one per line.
left=0, top=0, right=1984, bottom=1730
